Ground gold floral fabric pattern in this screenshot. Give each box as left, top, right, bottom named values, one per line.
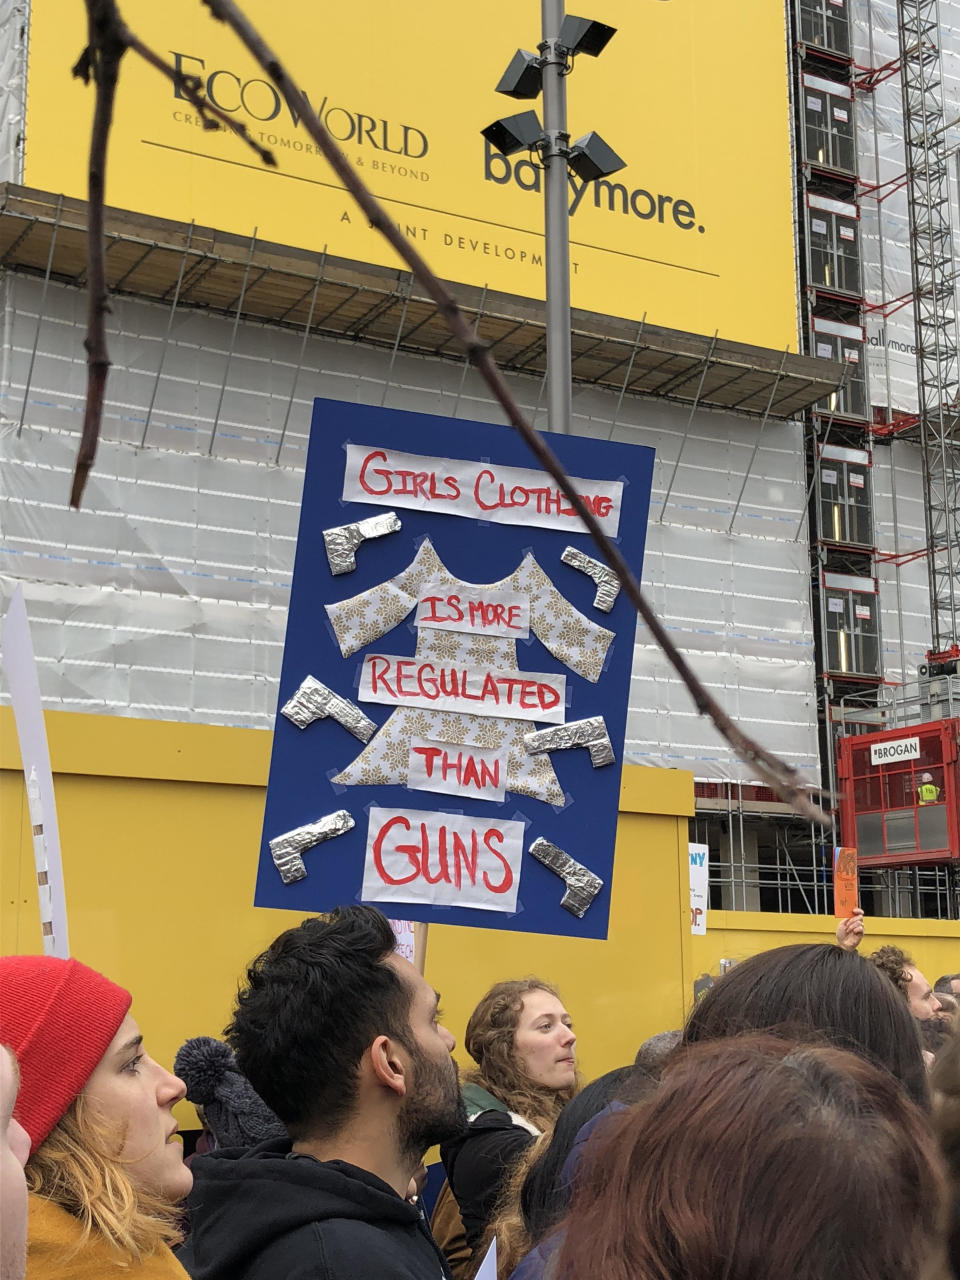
left=325, top=539, right=613, bottom=803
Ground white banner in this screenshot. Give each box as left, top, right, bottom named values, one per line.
left=343, top=444, right=623, bottom=537
left=1, top=587, right=69, bottom=956
left=359, top=654, right=566, bottom=723
left=415, top=583, right=530, bottom=639
left=870, top=737, right=919, bottom=766
left=689, top=842, right=709, bottom=935
left=362, top=807, right=524, bottom=912
left=408, top=737, right=506, bottom=803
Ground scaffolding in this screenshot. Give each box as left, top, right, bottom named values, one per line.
left=0, top=184, right=840, bottom=428
left=738, top=0, right=960, bottom=920
left=896, top=0, right=960, bottom=652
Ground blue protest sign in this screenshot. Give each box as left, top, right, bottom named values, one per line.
left=255, top=399, right=654, bottom=939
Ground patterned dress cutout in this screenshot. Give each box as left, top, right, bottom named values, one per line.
left=325, top=540, right=613, bottom=805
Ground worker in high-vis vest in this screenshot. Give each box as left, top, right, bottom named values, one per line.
left=917, top=772, right=940, bottom=805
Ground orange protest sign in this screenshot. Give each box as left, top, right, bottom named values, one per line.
left=833, top=846, right=859, bottom=919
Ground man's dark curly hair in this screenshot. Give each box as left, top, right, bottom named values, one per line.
left=225, top=905, right=413, bottom=1141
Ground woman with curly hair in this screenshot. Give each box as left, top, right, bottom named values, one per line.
left=437, top=978, right=578, bottom=1272
left=0, top=954, right=192, bottom=1278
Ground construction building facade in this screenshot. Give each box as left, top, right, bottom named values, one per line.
left=1, top=0, right=957, bottom=919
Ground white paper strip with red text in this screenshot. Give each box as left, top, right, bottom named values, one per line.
left=408, top=737, right=507, bottom=803
left=362, top=807, right=524, bottom=912
left=415, top=583, right=530, bottom=639
left=343, top=444, right=623, bottom=537
left=389, top=918, right=417, bottom=963
left=358, top=654, right=566, bottom=723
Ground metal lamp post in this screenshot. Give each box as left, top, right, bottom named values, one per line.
left=483, top=6, right=623, bottom=436
left=540, top=0, right=573, bottom=437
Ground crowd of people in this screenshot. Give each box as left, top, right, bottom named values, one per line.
left=1, top=906, right=958, bottom=1279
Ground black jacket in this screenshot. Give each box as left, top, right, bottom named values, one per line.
left=178, top=1138, right=451, bottom=1280
left=440, top=1110, right=535, bottom=1255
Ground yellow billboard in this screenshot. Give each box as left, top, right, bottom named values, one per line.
left=25, top=1, right=797, bottom=351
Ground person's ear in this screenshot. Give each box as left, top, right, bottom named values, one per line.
left=370, top=1034, right=408, bottom=1098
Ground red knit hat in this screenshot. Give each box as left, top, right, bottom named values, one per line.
left=0, top=954, right=132, bottom=1153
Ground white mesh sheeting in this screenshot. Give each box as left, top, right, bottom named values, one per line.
left=1, top=425, right=296, bottom=726
left=626, top=520, right=818, bottom=782
left=0, top=272, right=575, bottom=466
left=872, top=442, right=935, bottom=685
left=557, top=404, right=819, bottom=783
left=851, top=0, right=960, bottom=415
left=0, top=1, right=25, bottom=184
left=0, top=273, right=819, bottom=782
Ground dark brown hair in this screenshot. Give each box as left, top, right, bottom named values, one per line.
left=554, top=1036, right=946, bottom=1280
left=932, top=1026, right=960, bottom=1277
left=683, top=943, right=929, bottom=1108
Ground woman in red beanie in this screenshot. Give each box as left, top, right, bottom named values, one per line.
left=0, top=954, right=192, bottom=1278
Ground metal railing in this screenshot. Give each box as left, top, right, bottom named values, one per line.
left=692, top=808, right=959, bottom=919
left=835, top=673, right=960, bottom=734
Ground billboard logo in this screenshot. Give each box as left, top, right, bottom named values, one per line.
left=171, top=52, right=429, bottom=157
left=869, top=737, right=920, bottom=766
left=482, top=139, right=704, bottom=233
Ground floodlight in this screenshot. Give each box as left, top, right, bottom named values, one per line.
left=567, top=132, right=625, bottom=180
left=496, top=49, right=543, bottom=99
left=481, top=110, right=544, bottom=156
left=557, top=15, right=616, bottom=57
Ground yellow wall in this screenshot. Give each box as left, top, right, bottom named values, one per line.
left=3, top=709, right=958, bottom=1132
left=685, top=909, right=960, bottom=985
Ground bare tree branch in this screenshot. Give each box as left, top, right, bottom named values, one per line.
left=200, top=0, right=830, bottom=825
left=70, top=0, right=125, bottom=508
left=123, top=33, right=277, bottom=165
left=71, top=0, right=829, bottom=824
left=70, top=0, right=277, bottom=507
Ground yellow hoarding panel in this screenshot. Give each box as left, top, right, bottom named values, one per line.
left=25, top=2, right=797, bottom=350
left=4, top=711, right=959, bottom=1113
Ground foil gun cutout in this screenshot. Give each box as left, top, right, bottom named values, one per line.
left=269, top=810, right=355, bottom=884
left=528, top=836, right=604, bottom=918
left=323, top=511, right=402, bottom=575
left=561, top=546, right=620, bottom=613
left=523, top=716, right=615, bottom=768
left=281, top=675, right=377, bottom=743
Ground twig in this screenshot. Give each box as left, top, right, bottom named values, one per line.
left=70, top=0, right=125, bottom=508
left=201, top=0, right=829, bottom=825
left=70, top=0, right=277, bottom=507
left=70, top=0, right=828, bottom=822
left=124, top=34, right=276, bottom=166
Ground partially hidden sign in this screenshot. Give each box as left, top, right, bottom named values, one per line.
left=256, top=399, right=654, bottom=938
left=689, top=842, right=709, bottom=935
left=833, top=846, right=859, bottom=919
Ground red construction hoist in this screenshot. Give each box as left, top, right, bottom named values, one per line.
left=837, top=702, right=960, bottom=868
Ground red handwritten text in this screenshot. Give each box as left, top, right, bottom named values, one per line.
left=362, top=654, right=564, bottom=721
left=412, top=744, right=501, bottom=793
left=345, top=445, right=623, bottom=537
left=353, top=448, right=616, bottom=524
left=420, top=593, right=525, bottom=632
left=371, top=814, right=514, bottom=894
